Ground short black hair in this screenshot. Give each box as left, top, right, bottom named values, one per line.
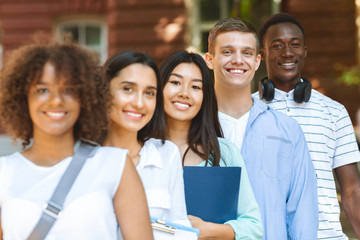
left=259, top=12, right=305, bottom=47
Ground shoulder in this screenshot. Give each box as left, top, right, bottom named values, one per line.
left=260, top=104, right=300, bottom=127
left=252, top=91, right=260, bottom=99
left=0, top=152, right=21, bottom=166
left=218, top=137, right=238, bottom=151
left=310, top=89, right=345, bottom=110
left=251, top=99, right=305, bottom=140
left=217, top=138, right=244, bottom=167
left=144, top=138, right=179, bottom=153
left=93, top=146, right=128, bottom=162
left=252, top=97, right=296, bottom=123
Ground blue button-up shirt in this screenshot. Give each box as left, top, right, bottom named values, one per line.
left=219, top=98, right=318, bottom=240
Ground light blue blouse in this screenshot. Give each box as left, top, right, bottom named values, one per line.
left=197, top=137, right=263, bottom=239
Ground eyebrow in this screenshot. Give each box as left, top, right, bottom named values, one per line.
left=170, top=73, right=203, bottom=82
left=220, top=45, right=256, bottom=52
left=120, top=80, right=157, bottom=90
left=34, top=81, right=47, bottom=85
left=271, top=37, right=302, bottom=43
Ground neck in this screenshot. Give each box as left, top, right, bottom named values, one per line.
left=23, top=131, right=75, bottom=166
left=270, top=76, right=301, bottom=93
left=103, top=122, right=142, bottom=165
left=215, top=83, right=253, bottom=119
left=166, top=117, right=190, bottom=148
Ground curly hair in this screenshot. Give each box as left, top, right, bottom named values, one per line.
left=0, top=42, right=109, bottom=148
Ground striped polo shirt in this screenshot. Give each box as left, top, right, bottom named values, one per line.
left=253, top=88, right=360, bottom=240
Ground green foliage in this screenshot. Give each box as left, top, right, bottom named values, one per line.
left=230, top=0, right=253, bottom=20
left=335, top=64, right=360, bottom=86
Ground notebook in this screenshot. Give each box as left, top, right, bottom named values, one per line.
left=183, top=166, right=241, bottom=224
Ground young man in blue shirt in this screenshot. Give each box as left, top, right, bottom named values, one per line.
left=205, top=17, right=318, bottom=239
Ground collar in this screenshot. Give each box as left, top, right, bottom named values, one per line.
left=273, top=88, right=295, bottom=101
left=137, top=139, right=163, bottom=170
left=246, top=97, right=269, bottom=131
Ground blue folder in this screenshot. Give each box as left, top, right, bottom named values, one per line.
left=183, top=166, right=241, bottom=224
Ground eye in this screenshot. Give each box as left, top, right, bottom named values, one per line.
left=122, top=86, right=133, bottom=92
left=63, top=87, right=77, bottom=94
left=36, top=88, right=48, bottom=94
left=145, top=90, right=156, bottom=96
left=291, top=42, right=301, bottom=47
left=272, top=43, right=283, bottom=49
left=192, top=85, right=202, bottom=90
left=222, top=49, right=231, bottom=55
left=244, top=51, right=253, bottom=56
left=169, top=80, right=180, bottom=86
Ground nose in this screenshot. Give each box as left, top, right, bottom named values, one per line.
left=178, top=84, right=189, bottom=98
left=49, top=89, right=63, bottom=106
left=231, top=52, right=243, bottom=65
left=133, top=92, right=145, bottom=109
left=281, top=44, right=294, bottom=57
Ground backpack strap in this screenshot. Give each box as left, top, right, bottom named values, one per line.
left=27, top=140, right=97, bottom=240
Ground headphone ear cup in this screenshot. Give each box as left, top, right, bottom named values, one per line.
left=259, top=78, right=275, bottom=101
left=294, top=78, right=312, bottom=103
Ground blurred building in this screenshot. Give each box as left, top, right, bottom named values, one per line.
left=0, top=0, right=359, bottom=155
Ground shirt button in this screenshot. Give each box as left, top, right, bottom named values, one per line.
left=287, top=108, right=290, bottom=112
left=286, top=94, right=289, bottom=97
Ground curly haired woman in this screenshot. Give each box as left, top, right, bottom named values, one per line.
left=0, top=42, right=152, bottom=240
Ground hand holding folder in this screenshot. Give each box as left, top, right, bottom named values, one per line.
left=151, top=217, right=199, bottom=240
left=183, top=166, right=241, bottom=224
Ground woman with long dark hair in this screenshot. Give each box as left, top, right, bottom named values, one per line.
left=160, top=50, right=263, bottom=239
left=102, top=51, right=190, bottom=231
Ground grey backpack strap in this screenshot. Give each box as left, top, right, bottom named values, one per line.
left=27, top=141, right=97, bottom=240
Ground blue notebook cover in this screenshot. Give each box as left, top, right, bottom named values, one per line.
left=183, top=166, right=241, bottom=224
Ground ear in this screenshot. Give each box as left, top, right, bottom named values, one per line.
left=304, top=45, right=308, bottom=58
left=205, top=52, right=214, bottom=70
left=259, top=48, right=265, bottom=60
left=255, top=53, right=261, bottom=71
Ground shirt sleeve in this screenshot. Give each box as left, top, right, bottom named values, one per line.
left=333, top=106, right=360, bottom=169
left=286, top=122, right=319, bottom=239
left=167, top=145, right=192, bottom=227
left=222, top=140, right=264, bottom=240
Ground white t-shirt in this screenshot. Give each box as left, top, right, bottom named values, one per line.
left=218, top=111, right=250, bottom=151
left=0, top=146, right=127, bottom=240
left=137, top=138, right=190, bottom=226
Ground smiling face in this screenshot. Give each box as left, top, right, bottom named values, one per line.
left=205, top=31, right=261, bottom=91
left=28, top=62, right=80, bottom=139
left=163, top=63, right=204, bottom=124
left=261, top=22, right=307, bottom=89
left=109, top=63, right=157, bottom=134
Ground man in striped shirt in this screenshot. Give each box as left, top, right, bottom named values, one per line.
left=254, top=13, right=360, bottom=239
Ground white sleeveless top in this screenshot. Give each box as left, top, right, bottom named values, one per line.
left=0, top=146, right=127, bottom=240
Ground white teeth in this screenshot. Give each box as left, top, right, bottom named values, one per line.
left=127, top=112, right=142, bottom=118
left=174, top=102, right=190, bottom=108
left=46, top=112, right=65, bottom=118
left=281, top=62, right=295, bottom=66
left=229, top=69, right=244, bottom=74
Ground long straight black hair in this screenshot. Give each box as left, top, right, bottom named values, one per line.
left=103, top=50, right=166, bottom=143
left=160, top=51, right=223, bottom=166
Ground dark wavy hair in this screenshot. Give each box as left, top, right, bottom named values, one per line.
left=0, top=42, right=109, bottom=148
left=102, top=51, right=166, bottom=143
left=160, top=51, right=223, bottom=166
